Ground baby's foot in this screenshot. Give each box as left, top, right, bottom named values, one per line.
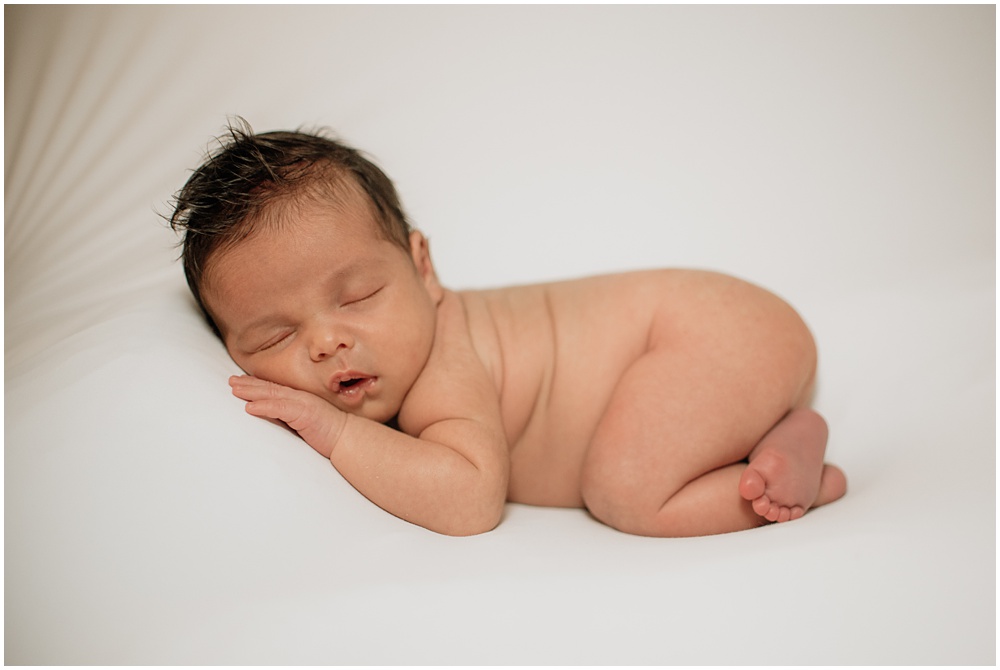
left=738, top=409, right=847, bottom=523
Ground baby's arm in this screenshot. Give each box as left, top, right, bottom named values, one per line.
left=229, top=293, right=509, bottom=536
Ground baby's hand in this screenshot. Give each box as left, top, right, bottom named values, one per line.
left=229, top=375, right=347, bottom=459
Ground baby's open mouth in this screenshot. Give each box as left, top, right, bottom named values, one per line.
left=332, top=375, right=376, bottom=402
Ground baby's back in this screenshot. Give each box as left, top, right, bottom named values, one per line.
left=460, top=271, right=668, bottom=506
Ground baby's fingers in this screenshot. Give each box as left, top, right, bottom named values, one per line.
left=228, top=375, right=343, bottom=456
left=229, top=375, right=304, bottom=417
left=230, top=374, right=284, bottom=399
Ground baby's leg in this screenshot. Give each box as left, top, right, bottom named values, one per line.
left=579, top=276, right=845, bottom=537
left=580, top=347, right=781, bottom=537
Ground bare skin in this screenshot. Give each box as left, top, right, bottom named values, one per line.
left=206, top=191, right=847, bottom=537
left=461, top=272, right=846, bottom=536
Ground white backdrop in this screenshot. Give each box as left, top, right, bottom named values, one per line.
left=5, top=5, right=995, bottom=664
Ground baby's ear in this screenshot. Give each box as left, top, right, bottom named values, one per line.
left=409, top=230, right=444, bottom=303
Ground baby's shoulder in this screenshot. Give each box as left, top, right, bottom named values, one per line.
left=397, top=290, right=501, bottom=436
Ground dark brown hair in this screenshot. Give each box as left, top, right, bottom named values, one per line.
left=168, top=118, right=412, bottom=334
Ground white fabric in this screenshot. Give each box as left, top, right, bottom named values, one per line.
left=5, top=5, right=995, bottom=664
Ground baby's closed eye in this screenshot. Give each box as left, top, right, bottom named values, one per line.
left=341, top=286, right=384, bottom=308
left=254, top=329, right=294, bottom=352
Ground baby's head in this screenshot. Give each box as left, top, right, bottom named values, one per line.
left=170, top=119, right=412, bottom=336
left=170, top=120, right=443, bottom=422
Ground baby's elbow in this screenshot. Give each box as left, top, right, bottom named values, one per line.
left=440, top=504, right=504, bottom=537
left=440, top=469, right=508, bottom=537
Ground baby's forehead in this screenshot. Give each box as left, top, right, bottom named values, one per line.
left=218, top=190, right=382, bottom=260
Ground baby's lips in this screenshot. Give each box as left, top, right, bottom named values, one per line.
left=329, top=375, right=377, bottom=408
left=328, top=370, right=372, bottom=393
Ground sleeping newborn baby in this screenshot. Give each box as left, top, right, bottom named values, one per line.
left=170, top=121, right=847, bottom=536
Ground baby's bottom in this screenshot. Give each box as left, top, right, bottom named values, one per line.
left=579, top=278, right=847, bottom=537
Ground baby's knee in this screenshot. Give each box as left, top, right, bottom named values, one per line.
left=582, top=479, right=701, bottom=537
left=580, top=466, right=664, bottom=536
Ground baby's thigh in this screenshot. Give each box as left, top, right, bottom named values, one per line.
left=580, top=273, right=817, bottom=505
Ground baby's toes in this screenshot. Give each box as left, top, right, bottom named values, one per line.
left=776, top=507, right=792, bottom=523
left=739, top=467, right=766, bottom=502
left=751, top=494, right=772, bottom=517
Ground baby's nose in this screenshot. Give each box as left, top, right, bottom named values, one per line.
left=308, top=324, right=353, bottom=361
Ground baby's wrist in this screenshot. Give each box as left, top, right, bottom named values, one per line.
left=324, top=409, right=351, bottom=458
